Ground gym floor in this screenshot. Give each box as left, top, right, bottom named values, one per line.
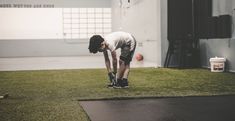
left=1, top=60, right=235, bottom=121
left=0, top=56, right=157, bottom=71
left=1, top=56, right=235, bottom=121
left=80, top=95, right=235, bottom=121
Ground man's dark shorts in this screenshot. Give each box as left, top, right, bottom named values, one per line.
left=120, top=37, right=136, bottom=65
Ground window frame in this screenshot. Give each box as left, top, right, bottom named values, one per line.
left=62, top=8, right=112, bottom=40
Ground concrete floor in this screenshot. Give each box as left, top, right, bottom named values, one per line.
left=0, top=56, right=157, bottom=71
left=80, top=96, right=235, bottom=121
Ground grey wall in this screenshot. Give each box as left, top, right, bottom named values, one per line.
left=200, top=0, right=235, bottom=72
left=0, top=39, right=90, bottom=57
left=111, top=0, right=162, bottom=66
left=160, top=0, right=235, bottom=72
left=0, top=0, right=110, bottom=57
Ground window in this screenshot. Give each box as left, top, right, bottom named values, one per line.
left=63, top=8, right=112, bottom=40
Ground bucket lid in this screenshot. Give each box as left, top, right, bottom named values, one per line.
left=210, top=57, right=226, bottom=62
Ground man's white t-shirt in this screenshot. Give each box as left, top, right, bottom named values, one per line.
left=104, top=31, right=135, bottom=52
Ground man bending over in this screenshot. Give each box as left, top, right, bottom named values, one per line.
left=88, top=31, right=136, bottom=88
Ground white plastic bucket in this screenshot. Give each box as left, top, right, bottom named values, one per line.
left=209, top=57, right=226, bottom=72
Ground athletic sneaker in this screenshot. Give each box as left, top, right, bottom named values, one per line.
left=113, top=79, right=122, bottom=89
left=107, top=83, right=114, bottom=88
left=122, top=79, right=129, bottom=88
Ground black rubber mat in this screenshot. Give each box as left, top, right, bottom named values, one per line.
left=80, top=96, right=235, bottom=121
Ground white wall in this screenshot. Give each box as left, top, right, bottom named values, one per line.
left=112, top=0, right=162, bottom=66
left=160, top=0, right=168, bottom=66
left=0, top=0, right=111, bottom=8
left=0, top=0, right=111, bottom=57
left=0, top=8, right=63, bottom=39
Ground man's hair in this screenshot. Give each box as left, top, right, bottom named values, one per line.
left=88, top=35, right=104, bottom=53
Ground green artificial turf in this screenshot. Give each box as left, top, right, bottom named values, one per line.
left=0, top=68, right=235, bottom=121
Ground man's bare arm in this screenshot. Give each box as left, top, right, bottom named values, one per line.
left=111, top=51, right=117, bottom=74
left=103, top=50, right=112, bottom=73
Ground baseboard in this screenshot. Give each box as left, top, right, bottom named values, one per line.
left=201, top=66, right=235, bottom=73
left=163, top=65, right=235, bottom=73
left=228, top=70, right=235, bottom=73
left=201, top=66, right=210, bottom=69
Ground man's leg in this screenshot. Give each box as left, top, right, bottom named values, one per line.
left=115, top=59, right=126, bottom=87
left=116, top=61, right=130, bottom=88
left=122, top=64, right=130, bottom=88
left=123, top=64, right=130, bottom=79
left=116, top=44, right=134, bottom=88
left=117, top=59, right=126, bottom=79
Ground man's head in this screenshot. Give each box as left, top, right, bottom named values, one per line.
left=88, top=35, right=105, bottom=53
